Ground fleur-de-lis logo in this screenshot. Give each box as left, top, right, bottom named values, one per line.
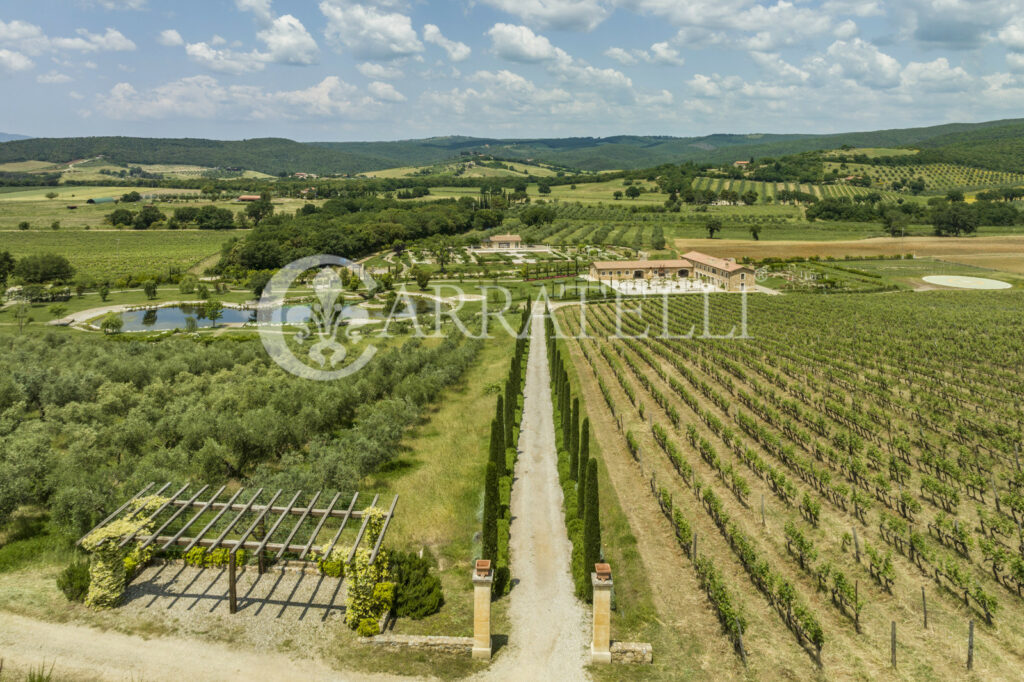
left=258, top=255, right=377, bottom=381
left=297, top=267, right=349, bottom=368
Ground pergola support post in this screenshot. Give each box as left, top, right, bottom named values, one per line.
left=228, top=555, right=238, bottom=614
left=472, top=560, right=493, bottom=660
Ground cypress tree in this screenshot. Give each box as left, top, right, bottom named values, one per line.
left=482, top=461, right=498, bottom=563
left=570, top=397, right=580, bottom=458
left=489, top=417, right=504, bottom=477
left=579, top=417, right=590, bottom=481
left=576, top=440, right=589, bottom=519
left=504, top=379, right=514, bottom=449
left=583, top=458, right=601, bottom=602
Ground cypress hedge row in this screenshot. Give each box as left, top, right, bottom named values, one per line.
left=546, top=312, right=604, bottom=602
left=482, top=301, right=531, bottom=596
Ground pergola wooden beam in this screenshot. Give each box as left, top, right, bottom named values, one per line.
left=76, top=482, right=155, bottom=546
left=118, top=483, right=191, bottom=549
left=160, top=485, right=226, bottom=551
left=276, top=490, right=321, bottom=561
left=300, top=492, right=348, bottom=560
left=345, top=494, right=380, bottom=563
left=139, top=485, right=209, bottom=551
left=183, top=487, right=244, bottom=553
left=210, top=488, right=263, bottom=552
left=78, top=484, right=398, bottom=617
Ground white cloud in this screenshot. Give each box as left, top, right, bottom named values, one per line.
left=51, top=28, right=136, bottom=52
left=185, top=42, right=265, bottom=74
left=157, top=29, right=184, bottom=47
left=423, top=24, right=470, bottom=62
left=96, top=74, right=387, bottom=120
left=998, top=20, right=1024, bottom=51
left=368, top=80, right=406, bottom=101
left=37, top=70, right=72, bottom=83
left=749, top=51, right=808, bottom=84
left=650, top=41, right=684, bottom=65
left=637, top=89, right=673, bottom=105
left=357, top=61, right=403, bottom=79
left=257, top=14, right=319, bottom=65
left=424, top=69, right=572, bottom=117
left=236, top=0, right=274, bottom=22
left=826, top=38, right=901, bottom=88
left=0, top=48, right=32, bottom=73
left=833, top=19, right=859, bottom=39
left=604, top=47, right=640, bottom=65
left=92, top=0, right=147, bottom=8
left=477, top=0, right=609, bottom=32
left=822, top=0, right=884, bottom=17
left=900, top=57, right=971, bottom=92
left=320, top=1, right=423, bottom=60
left=487, top=23, right=569, bottom=63
left=1008, top=53, right=1024, bottom=73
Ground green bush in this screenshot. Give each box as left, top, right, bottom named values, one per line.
left=391, top=551, right=444, bottom=619
left=357, top=617, right=380, bottom=637
left=184, top=546, right=247, bottom=568
left=57, top=560, right=91, bottom=602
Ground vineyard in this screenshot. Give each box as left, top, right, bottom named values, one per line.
left=691, top=177, right=903, bottom=203
left=2, top=230, right=230, bottom=281
left=553, top=291, right=1024, bottom=678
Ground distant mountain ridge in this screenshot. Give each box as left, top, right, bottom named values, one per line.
left=0, top=133, right=31, bottom=143
left=1, top=119, right=1022, bottom=175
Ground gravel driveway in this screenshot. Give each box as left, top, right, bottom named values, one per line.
left=478, top=303, right=591, bottom=681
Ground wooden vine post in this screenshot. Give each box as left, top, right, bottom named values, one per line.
left=922, top=586, right=928, bottom=629
left=967, top=620, right=974, bottom=671
left=891, top=621, right=897, bottom=668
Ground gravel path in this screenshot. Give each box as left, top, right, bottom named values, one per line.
left=0, top=610, right=402, bottom=682
left=478, top=303, right=591, bottom=681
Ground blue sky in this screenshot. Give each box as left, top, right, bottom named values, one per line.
left=2, top=0, right=1024, bottom=141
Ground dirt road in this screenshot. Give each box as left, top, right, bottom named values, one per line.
left=479, top=304, right=590, bottom=681
left=0, top=611, right=402, bottom=682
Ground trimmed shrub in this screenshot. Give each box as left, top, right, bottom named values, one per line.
left=357, top=617, right=380, bottom=637
left=391, top=551, right=444, bottom=619
left=57, top=560, right=91, bottom=603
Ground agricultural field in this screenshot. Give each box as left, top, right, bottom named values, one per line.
left=824, top=162, right=1024, bottom=194
left=2, top=229, right=233, bottom=280
left=362, top=159, right=560, bottom=179
left=555, top=291, right=1024, bottom=679
left=823, top=148, right=921, bottom=159
left=692, top=177, right=904, bottom=203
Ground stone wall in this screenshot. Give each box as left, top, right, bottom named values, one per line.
left=358, top=634, right=475, bottom=656
left=611, top=641, right=654, bottom=664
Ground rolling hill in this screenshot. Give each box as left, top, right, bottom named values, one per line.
left=1, top=118, right=1022, bottom=175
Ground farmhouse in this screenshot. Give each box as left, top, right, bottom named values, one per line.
left=488, top=234, right=523, bottom=249
left=237, top=195, right=262, bottom=202
left=589, top=251, right=755, bottom=292
left=733, top=160, right=750, bottom=167
left=681, top=251, right=754, bottom=292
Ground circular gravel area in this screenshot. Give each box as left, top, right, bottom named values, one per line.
left=921, top=275, right=1012, bottom=290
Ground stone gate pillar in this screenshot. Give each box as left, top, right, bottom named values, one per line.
left=591, top=563, right=613, bottom=664
left=472, top=559, right=493, bottom=660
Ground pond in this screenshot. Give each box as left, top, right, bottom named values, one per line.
left=116, top=301, right=421, bottom=332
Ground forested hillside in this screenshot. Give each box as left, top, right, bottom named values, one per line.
left=2, top=118, right=1023, bottom=175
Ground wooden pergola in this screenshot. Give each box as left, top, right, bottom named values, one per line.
left=79, top=483, right=398, bottom=614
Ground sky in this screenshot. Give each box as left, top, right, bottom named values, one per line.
left=2, top=0, right=1024, bottom=141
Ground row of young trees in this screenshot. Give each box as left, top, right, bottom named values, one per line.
left=546, top=312, right=603, bottom=602
left=481, top=304, right=531, bottom=595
